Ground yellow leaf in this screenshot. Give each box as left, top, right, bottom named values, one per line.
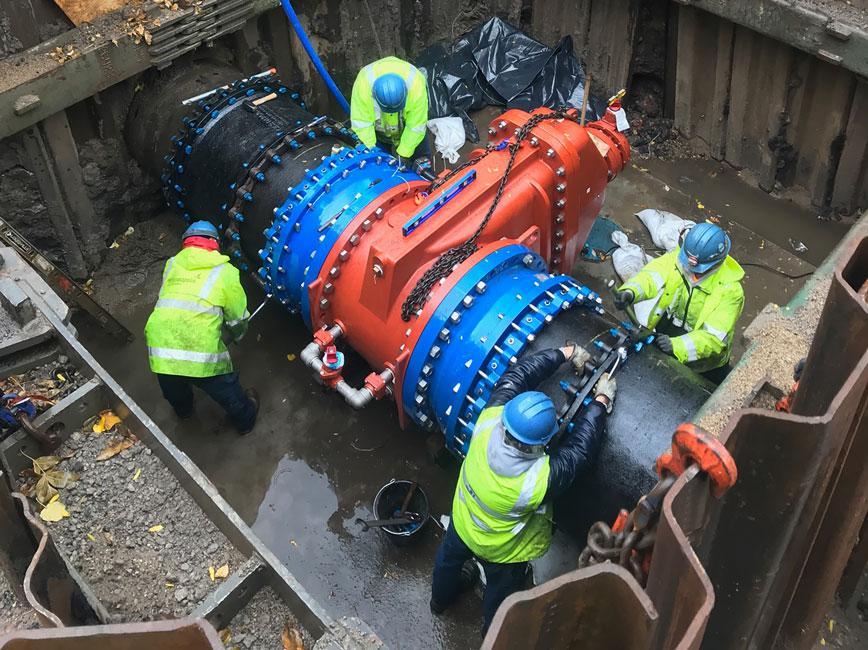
left=148, top=524, right=163, bottom=533
left=96, top=435, right=136, bottom=461
left=86, top=532, right=96, bottom=542
left=92, top=410, right=122, bottom=433
left=214, top=564, right=229, bottom=579
left=286, top=353, right=297, bottom=362
left=696, top=201, right=705, bottom=209
left=820, top=638, right=826, bottom=646
left=281, top=623, right=304, bottom=650
left=40, top=499, right=69, bottom=522
left=829, top=619, right=834, bottom=633
left=208, top=566, right=216, bottom=582
left=133, top=468, right=142, bottom=481
left=35, top=475, right=58, bottom=506
left=166, top=582, right=174, bottom=588
left=32, top=456, right=60, bottom=475
left=219, top=629, right=232, bottom=645
left=44, top=469, right=78, bottom=488
left=48, top=494, right=59, bottom=504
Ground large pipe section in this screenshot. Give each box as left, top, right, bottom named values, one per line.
left=159, top=72, right=713, bottom=525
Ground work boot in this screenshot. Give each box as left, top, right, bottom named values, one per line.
left=430, top=560, right=480, bottom=615
left=238, top=388, right=259, bottom=435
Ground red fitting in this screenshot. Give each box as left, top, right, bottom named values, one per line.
left=313, top=327, right=337, bottom=349
left=363, top=371, right=389, bottom=399
left=656, top=423, right=738, bottom=498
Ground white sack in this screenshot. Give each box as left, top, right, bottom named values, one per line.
left=426, top=117, right=465, bottom=164
left=635, top=208, right=695, bottom=253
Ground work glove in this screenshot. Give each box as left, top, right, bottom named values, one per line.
left=594, top=373, right=616, bottom=413
left=412, top=156, right=436, bottom=181
left=614, top=289, right=635, bottom=310
left=655, top=334, right=674, bottom=355
left=565, top=342, right=591, bottom=373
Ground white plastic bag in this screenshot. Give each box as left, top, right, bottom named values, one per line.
left=635, top=209, right=695, bottom=253
left=610, top=230, right=657, bottom=327
left=426, top=117, right=465, bottom=164
left=611, top=230, right=652, bottom=282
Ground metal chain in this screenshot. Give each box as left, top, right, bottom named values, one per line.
left=400, top=109, right=575, bottom=321
left=577, top=474, right=676, bottom=586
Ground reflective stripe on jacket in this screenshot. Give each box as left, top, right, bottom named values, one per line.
left=451, top=406, right=552, bottom=564
left=144, top=247, right=249, bottom=377
left=619, top=249, right=745, bottom=372
left=350, top=56, right=428, bottom=158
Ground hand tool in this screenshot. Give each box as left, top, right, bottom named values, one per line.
left=355, top=512, right=423, bottom=531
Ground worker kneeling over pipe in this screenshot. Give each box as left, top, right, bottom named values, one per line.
left=431, top=343, right=616, bottom=636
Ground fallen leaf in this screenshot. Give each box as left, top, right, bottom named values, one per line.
left=103, top=531, right=114, bottom=545
left=92, top=410, right=122, bottom=433
left=40, top=499, right=69, bottom=522
left=219, top=629, right=232, bottom=645
left=820, top=638, right=826, bottom=646
left=290, top=539, right=298, bottom=547
left=829, top=619, right=835, bottom=633
left=44, top=469, right=78, bottom=489
left=208, top=566, right=216, bottom=582
left=286, top=353, right=297, bottom=362
left=148, top=524, right=163, bottom=533
left=32, top=456, right=60, bottom=474
left=132, top=468, right=142, bottom=481
left=166, top=582, right=174, bottom=588
left=86, top=532, right=96, bottom=542
left=35, top=475, right=58, bottom=506
left=96, top=435, right=136, bottom=461
left=214, top=564, right=229, bottom=579
left=696, top=201, right=705, bottom=209
left=109, top=240, right=120, bottom=249
left=281, top=623, right=305, bottom=650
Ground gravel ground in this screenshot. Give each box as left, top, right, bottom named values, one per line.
left=222, top=586, right=315, bottom=650
left=697, top=274, right=831, bottom=436
left=2, top=356, right=88, bottom=405
left=29, top=421, right=246, bottom=622
left=0, top=569, right=39, bottom=634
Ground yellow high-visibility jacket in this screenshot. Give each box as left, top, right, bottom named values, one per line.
left=451, top=406, right=552, bottom=564
left=350, top=56, right=428, bottom=158
left=145, top=247, right=249, bottom=377
left=619, top=249, right=745, bottom=372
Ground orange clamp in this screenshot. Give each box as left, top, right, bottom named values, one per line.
left=656, top=423, right=738, bottom=498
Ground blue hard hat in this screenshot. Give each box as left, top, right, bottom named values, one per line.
left=502, top=391, right=559, bottom=446
left=372, top=73, right=407, bottom=112
left=678, top=222, right=731, bottom=274
left=182, top=220, right=219, bottom=240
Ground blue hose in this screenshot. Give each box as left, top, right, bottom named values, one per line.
left=279, top=1, right=351, bottom=115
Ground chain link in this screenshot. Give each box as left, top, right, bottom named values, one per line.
left=577, top=475, right=676, bottom=585
left=400, top=109, right=576, bottom=321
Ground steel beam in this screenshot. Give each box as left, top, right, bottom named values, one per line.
left=673, top=0, right=868, bottom=78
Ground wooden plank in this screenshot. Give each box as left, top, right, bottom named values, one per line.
left=40, top=111, right=101, bottom=260
left=831, top=79, right=868, bottom=214
left=52, top=0, right=125, bottom=26
left=787, top=54, right=856, bottom=206
left=530, top=0, right=592, bottom=51
left=584, top=0, right=640, bottom=96
left=19, top=127, right=88, bottom=278
left=673, top=6, right=733, bottom=158
left=725, top=26, right=793, bottom=190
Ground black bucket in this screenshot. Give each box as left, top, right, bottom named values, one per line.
left=372, top=480, right=429, bottom=545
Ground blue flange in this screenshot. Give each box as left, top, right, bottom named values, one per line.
left=401, top=244, right=604, bottom=456
left=257, top=145, right=421, bottom=326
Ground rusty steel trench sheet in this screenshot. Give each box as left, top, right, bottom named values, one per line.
left=485, top=229, right=868, bottom=649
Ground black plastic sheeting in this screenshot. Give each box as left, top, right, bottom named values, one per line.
left=416, top=17, right=605, bottom=141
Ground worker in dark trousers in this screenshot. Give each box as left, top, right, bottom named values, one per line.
left=144, top=221, right=259, bottom=433
left=430, top=344, right=616, bottom=636
left=615, top=222, right=744, bottom=384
